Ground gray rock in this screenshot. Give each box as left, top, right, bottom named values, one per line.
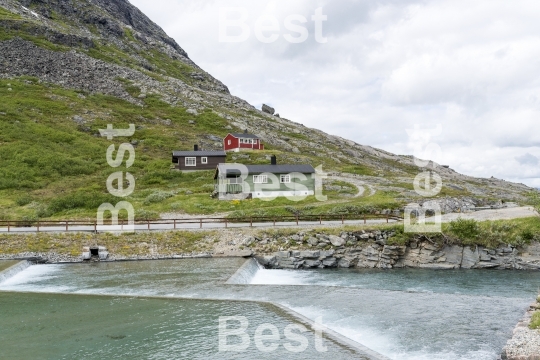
left=303, top=260, right=321, bottom=268
left=72, top=115, right=85, bottom=124
left=461, top=247, right=479, bottom=269
left=322, top=257, right=337, bottom=267
left=329, top=235, right=346, bottom=247
left=262, top=104, right=275, bottom=115
left=276, top=251, right=291, bottom=259
left=307, top=237, right=319, bottom=246
left=299, top=251, right=320, bottom=258
left=338, top=258, right=352, bottom=268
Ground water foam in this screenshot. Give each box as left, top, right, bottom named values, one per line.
left=0, top=264, right=70, bottom=292
left=225, top=258, right=264, bottom=284
left=0, top=261, right=30, bottom=284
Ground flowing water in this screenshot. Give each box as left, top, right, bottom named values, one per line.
left=0, top=260, right=20, bottom=272
left=1, top=258, right=539, bottom=360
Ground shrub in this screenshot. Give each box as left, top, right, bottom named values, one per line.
left=136, top=209, right=160, bottom=220
left=143, top=190, right=175, bottom=205
left=15, top=195, right=32, bottom=206
left=530, top=311, right=540, bottom=330
left=48, top=191, right=118, bottom=214
left=449, top=218, right=480, bottom=240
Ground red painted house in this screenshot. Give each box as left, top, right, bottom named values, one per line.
left=223, top=130, right=264, bottom=152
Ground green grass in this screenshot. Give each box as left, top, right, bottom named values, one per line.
left=384, top=217, right=540, bottom=248
left=530, top=311, right=540, bottom=329
left=0, top=6, right=22, bottom=20
left=0, top=231, right=213, bottom=256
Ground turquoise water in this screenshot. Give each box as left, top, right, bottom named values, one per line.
left=1, top=258, right=538, bottom=359
left=0, top=292, right=356, bottom=359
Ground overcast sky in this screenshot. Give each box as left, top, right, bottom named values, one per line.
left=131, top=0, right=540, bottom=187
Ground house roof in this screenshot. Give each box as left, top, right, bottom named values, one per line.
left=173, top=151, right=226, bottom=157
left=215, top=163, right=315, bottom=178
left=230, top=133, right=260, bottom=139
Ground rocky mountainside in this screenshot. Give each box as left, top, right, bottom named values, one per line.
left=0, top=0, right=535, bottom=219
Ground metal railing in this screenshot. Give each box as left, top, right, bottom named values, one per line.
left=0, top=213, right=402, bottom=233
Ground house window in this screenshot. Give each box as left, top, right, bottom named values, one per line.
left=253, top=175, right=268, bottom=184
left=201, top=157, right=208, bottom=164
left=185, top=157, right=196, bottom=166
left=280, top=175, right=291, bottom=183
left=228, top=140, right=231, bottom=145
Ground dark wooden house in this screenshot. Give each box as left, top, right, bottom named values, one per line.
left=172, top=145, right=226, bottom=171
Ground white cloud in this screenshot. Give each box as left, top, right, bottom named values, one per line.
left=131, top=0, right=540, bottom=186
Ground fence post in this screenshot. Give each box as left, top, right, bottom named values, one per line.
left=364, top=214, right=366, bottom=224
left=296, top=215, right=299, bottom=226
left=200, top=219, right=202, bottom=229
left=147, top=220, right=150, bottom=230
left=250, top=217, right=253, bottom=227
left=273, top=218, right=276, bottom=226
left=7, top=222, right=10, bottom=233
left=225, top=218, right=227, bottom=228
left=386, top=214, right=389, bottom=223
left=37, top=221, right=40, bottom=232
left=94, top=221, right=97, bottom=233
left=66, top=221, right=68, bottom=232
left=320, top=215, right=322, bottom=225
left=174, top=219, right=176, bottom=230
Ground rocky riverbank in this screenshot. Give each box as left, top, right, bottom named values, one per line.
left=253, top=229, right=540, bottom=270
left=501, top=299, right=540, bottom=360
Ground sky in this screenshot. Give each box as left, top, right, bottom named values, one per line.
left=130, top=0, right=540, bottom=187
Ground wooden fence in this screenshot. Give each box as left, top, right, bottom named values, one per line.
left=0, top=213, right=402, bottom=233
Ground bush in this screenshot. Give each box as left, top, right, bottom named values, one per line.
left=530, top=311, right=540, bottom=329
left=143, top=190, right=175, bottom=205
left=48, top=191, right=118, bottom=214
left=449, top=218, right=480, bottom=240
left=136, top=209, right=160, bottom=220
left=15, top=195, right=32, bottom=206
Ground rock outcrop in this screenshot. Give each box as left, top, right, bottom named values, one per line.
left=256, top=230, right=540, bottom=270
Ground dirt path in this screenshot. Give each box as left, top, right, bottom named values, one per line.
left=328, top=175, right=376, bottom=197
left=441, top=206, right=538, bottom=222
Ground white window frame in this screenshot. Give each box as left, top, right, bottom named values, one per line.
left=201, top=157, right=208, bottom=164
left=253, top=175, right=268, bottom=184
left=228, top=140, right=231, bottom=145
left=185, top=157, right=196, bottom=166
left=280, top=175, right=291, bottom=183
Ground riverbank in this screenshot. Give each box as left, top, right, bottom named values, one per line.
left=501, top=297, right=540, bottom=360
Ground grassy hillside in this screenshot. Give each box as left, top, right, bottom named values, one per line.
left=0, top=1, right=534, bottom=221
left=0, top=77, right=403, bottom=221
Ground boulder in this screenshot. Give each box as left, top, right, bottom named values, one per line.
left=300, top=251, right=320, bottom=259
left=329, top=235, right=346, bottom=247
left=262, top=104, right=275, bottom=115
left=322, top=257, right=337, bottom=267
left=461, top=247, right=479, bottom=269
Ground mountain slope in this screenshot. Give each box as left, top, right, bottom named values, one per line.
left=0, top=0, right=534, bottom=220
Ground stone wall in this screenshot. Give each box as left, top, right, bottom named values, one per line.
left=255, top=230, right=540, bottom=270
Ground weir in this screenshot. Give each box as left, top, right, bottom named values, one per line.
left=225, top=258, right=264, bottom=284
left=0, top=261, right=31, bottom=284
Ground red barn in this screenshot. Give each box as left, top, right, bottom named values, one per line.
left=223, top=130, right=264, bottom=152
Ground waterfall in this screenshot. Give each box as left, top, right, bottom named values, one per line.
left=0, top=261, right=30, bottom=284
left=225, top=258, right=264, bottom=284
